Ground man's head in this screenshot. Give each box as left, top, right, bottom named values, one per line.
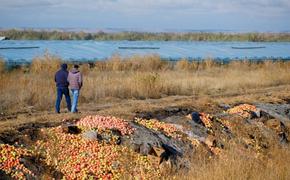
left=61, top=63, right=68, bottom=70
left=74, top=64, right=79, bottom=69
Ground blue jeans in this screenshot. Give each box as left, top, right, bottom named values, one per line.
left=55, top=87, right=71, bottom=113
left=71, top=89, right=80, bottom=113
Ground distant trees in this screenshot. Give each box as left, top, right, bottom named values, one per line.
left=0, top=29, right=290, bottom=42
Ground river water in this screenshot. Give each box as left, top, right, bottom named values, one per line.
left=1, top=40, right=290, bottom=64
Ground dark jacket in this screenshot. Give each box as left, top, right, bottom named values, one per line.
left=67, top=68, right=83, bottom=90
left=55, top=65, right=69, bottom=88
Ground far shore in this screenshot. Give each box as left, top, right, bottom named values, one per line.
left=1, top=29, right=290, bottom=41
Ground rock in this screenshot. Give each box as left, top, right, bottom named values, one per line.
left=121, top=122, right=192, bottom=173
left=82, top=130, right=99, bottom=140
left=256, top=103, right=290, bottom=124
left=121, top=122, right=166, bottom=150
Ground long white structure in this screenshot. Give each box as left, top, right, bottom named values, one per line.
left=0, top=36, right=6, bottom=41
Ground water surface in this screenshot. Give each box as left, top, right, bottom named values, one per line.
left=1, top=40, right=290, bottom=64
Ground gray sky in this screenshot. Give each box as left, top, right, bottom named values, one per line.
left=0, top=0, right=290, bottom=32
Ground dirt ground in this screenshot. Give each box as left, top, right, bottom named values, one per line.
left=1, top=84, right=289, bottom=133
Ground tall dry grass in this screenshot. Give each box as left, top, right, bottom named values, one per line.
left=30, top=53, right=62, bottom=74
left=0, top=59, right=5, bottom=73
left=1, top=55, right=290, bottom=112
left=180, top=145, right=290, bottom=180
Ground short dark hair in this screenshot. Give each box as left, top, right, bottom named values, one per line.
left=61, top=63, right=68, bottom=70
left=74, top=64, right=79, bottom=69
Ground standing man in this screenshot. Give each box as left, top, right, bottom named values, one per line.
left=68, top=64, right=83, bottom=113
left=55, top=63, right=71, bottom=113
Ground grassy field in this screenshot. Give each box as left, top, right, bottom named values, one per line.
left=1, top=29, right=290, bottom=41
left=1, top=54, right=290, bottom=113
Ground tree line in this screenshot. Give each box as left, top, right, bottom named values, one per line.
left=1, top=29, right=290, bottom=41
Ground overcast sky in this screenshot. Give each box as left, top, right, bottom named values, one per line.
left=0, top=0, right=290, bottom=32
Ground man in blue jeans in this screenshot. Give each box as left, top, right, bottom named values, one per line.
left=68, top=65, right=83, bottom=113
left=54, top=64, right=71, bottom=113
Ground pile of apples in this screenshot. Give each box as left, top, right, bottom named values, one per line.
left=76, top=115, right=135, bottom=135
left=227, top=104, right=257, bottom=118
left=36, top=127, right=160, bottom=179
left=134, top=118, right=182, bottom=138
left=0, top=144, right=35, bottom=179
left=36, top=127, right=122, bottom=179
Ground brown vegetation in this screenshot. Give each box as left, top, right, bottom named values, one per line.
left=1, top=54, right=290, bottom=113
left=0, top=59, right=5, bottom=73
left=179, top=145, right=290, bottom=180
left=1, top=29, right=290, bottom=41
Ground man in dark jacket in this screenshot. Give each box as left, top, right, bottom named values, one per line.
left=55, top=63, right=71, bottom=113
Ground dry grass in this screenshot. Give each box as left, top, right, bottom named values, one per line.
left=30, top=52, right=62, bottom=74
left=179, top=145, right=290, bottom=180
left=0, top=59, right=5, bottom=73
left=1, top=54, right=290, bottom=112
